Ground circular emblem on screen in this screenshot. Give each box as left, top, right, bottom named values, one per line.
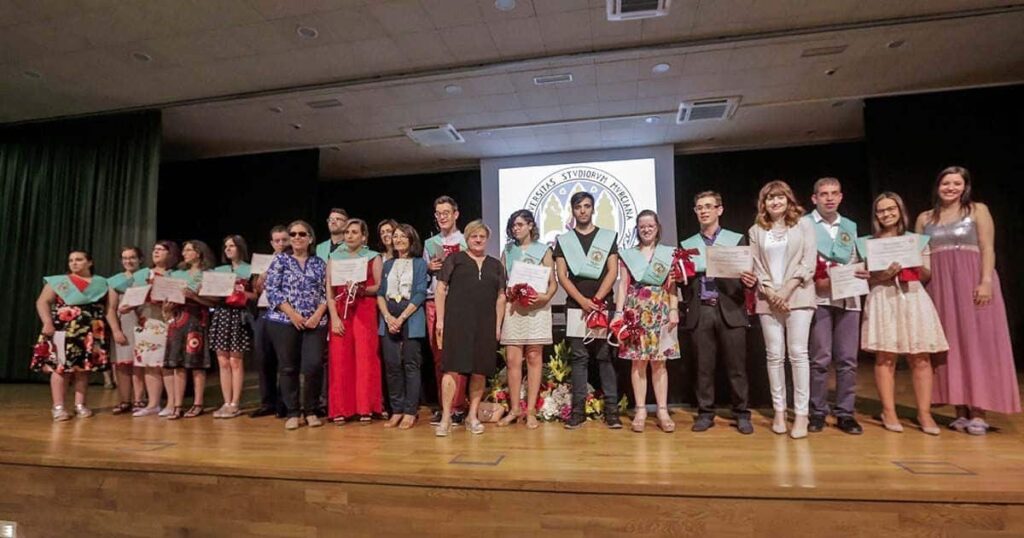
left=523, top=166, right=639, bottom=248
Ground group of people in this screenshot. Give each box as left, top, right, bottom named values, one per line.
left=32, top=166, right=1019, bottom=438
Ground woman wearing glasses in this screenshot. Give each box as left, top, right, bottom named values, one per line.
left=107, top=246, right=146, bottom=414
left=264, top=220, right=329, bottom=430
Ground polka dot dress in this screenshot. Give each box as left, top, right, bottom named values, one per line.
left=210, top=306, right=253, bottom=353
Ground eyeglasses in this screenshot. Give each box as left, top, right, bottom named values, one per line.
left=289, top=231, right=309, bottom=237
left=694, top=204, right=720, bottom=212
left=327, top=217, right=346, bottom=223
left=874, top=206, right=900, bottom=216
left=434, top=211, right=453, bottom=219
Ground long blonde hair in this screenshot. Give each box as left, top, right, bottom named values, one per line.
left=755, top=180, right=804, bottom=229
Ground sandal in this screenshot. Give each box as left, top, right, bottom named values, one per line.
left=183, top=405, right=204, bottom=418
left=398, top=414, right=417, bottom=430
left=112, top=401, right=133, bottom=415
left=525, top=414, right=539, bottom=430
left=655, top=407, right=676, bottom=433
left=497, top=412, right=521, bottom=427
left=384, top=414, right=403, bottom=428
left=166, top=406, right=185, bottom=420
left=631, top=407, right=647, bottom=433
left=359, top=414, right=373, bottom=424
left=131, top=400, right=146, bottom=412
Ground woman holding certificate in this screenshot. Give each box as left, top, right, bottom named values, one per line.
left=434, top=220, right=506, bottom=436
left=164, top=240, right=217, bottom=419
left=125, top=241, right=178, bottom=417
left=107, top=246, right=145, bottom=415
left=377, top=224, right=429, bottom=429
left=265, top=220, right=329, bottom=430
left=32, top=250, right=126, bottom=421
left=748, top=180, right=818, bottom=439
left=917, top=166, right=1020, bottom=434
left=211, top=235, right=255, bottom=419
left=498, top=210, right=555, bottom=429
left=327, top=218, right=384, bottom=423
left=612, top=210, right=680, bottom=433
left=860, top=192, right=947, bottom=435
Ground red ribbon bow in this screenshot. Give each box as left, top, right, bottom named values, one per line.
left=610, top=309, right=644, bottom=344
left=815, top=258, right=837, bottom=281
left=671, top=248, right=699, bottom=282
left=585, top=297, right=609, bottom=329
left=506, top=283, right=538, bottom=307
left=335, top=282, right=361, bottom=319
left=898, top=267, right=921, bottom=282
left=442, top=244, right=461, bottom=257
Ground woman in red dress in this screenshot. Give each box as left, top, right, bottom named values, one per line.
left=327, top=219, right=384, bottom=422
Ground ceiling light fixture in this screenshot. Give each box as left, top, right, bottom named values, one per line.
left=290, top=123, right=303, bottom=130
left=806, top=129, right=817, bottom=135
left=444, top=84, right=462, bottom=95
left=832, top=101, right=845, bottom=107
left=130, top=51, right=152, bottom=62
left=329, top=146, right=341, bottom=152
left=478, top=131, right=492, bottom=137
left=824, top=67, right=838, bottom=76
left=268, top=106, right=284, bottom=113
left=887, top=39, right=906, bottom=49
left=494, top=0, right=516, bottom=11
left=22, top=70, right=42, bottom=79
left=296, top=26, right=319, bottom=39
left=651, top=63, right=671, bottom=74
left=644, top=116, right=660, bottom=124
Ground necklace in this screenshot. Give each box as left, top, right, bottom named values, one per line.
left=769, top=223, right=787, bottom=242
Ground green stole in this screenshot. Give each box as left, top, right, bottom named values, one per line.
left=558, top=228, right=616, bottom=280
left=107, top=272, right=134, bottom=293
left=619, top=245, right=674, bottom=286
left=170, top=269, right=204, bottom=291
left=855, top=233, right=930, bottom=264
left=424, top=233, right=467, bottom=259
left=316, top=240, right=343, bottom=261
left=130, top=268, right=152, bottom=287
left=215, top=263, right=252, bottom=280
left=329, top=245, right=378, bottom=261
left=44, top=274, right=109, bottom=306
left=679, top=228, right=743, bottom=273
left=804, top=213, right=857, bottom=263
left=503, top=241, right=550, bottom=273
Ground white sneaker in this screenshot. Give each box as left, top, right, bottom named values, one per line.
left=158, top=406, right=173, bottom=417
left=52, top=405, right=71, bottom=422
left=132, top=406, right=161, bottom=417
left=75, top=404, right=93, bottom=418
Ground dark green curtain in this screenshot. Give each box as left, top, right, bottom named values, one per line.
left=0, top=111, right=160, bottom=381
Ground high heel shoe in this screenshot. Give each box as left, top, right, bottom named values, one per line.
left=497, top=412, right=521, bottom=427
left=398, top=414, right=418, bottom=430
left=655, top=407, right=675, bottom=433
left=631, top=407, right=647, bottom=433
left=435, top=421, right=453, bottom=437
left=918, top=414, right=940, bottom=436
left=790, top=414, right=808, bottom=439
left=878, top=414, right=904, bottom=433
left=525, top=413, right=539, bottom=430
left=772, top=410, right=788, bottom=435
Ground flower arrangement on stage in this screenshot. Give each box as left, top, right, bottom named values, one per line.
left=486, top=340, right=627, bottom=422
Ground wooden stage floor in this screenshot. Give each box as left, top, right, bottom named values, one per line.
left=2, top=368, right=1023, bottom=537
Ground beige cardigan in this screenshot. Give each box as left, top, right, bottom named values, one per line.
left=747, top=218, right=818, bottom=314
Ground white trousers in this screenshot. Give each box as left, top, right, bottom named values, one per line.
left=759, top=309, right=814, bottom=415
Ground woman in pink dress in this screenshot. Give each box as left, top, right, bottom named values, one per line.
left=915, top=166, right=1021, bottom=435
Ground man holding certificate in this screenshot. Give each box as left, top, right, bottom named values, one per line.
left=680, top=191, right=757, bottom=434
left=250, top=225, right=290, bottom=419
left=423, top=195, right=468, bottom=425
left=554, top=192, right=621, bottom=430
left=803, top=178, right=869, bottom=435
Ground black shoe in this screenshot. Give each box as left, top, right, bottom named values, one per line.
left=736, top=415, right=754, bottom=435
left=249, top=406, right=275, bottom=418
left=429, top=410, right=443, bottom=425
left=808, top=415, right=826, bottom=433
left=836, top=416, right=863, bottom=435
left=604, top=413, right=623, bottom=429
left=451, top=411, right=466, bottom=425
left=564, top=415, right=586, bottom=430
left=691, top=414, right=715, bottom=432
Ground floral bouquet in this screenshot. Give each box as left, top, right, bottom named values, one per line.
left=505, top=283, right=538, bottom=307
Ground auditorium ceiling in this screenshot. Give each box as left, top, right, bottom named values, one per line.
left=1, top=0, right=1022, bottom=178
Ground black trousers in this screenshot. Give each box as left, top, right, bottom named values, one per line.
left=567, top=336, right=617, bottom=419
left=380, top=333, right=423, bottom=416
left=265, top=322, right=326, bottom=418
left=690, top=304, right=750, bottom=417
left=253, top=315, right=281, bottom=411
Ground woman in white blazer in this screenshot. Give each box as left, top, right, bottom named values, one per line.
left=748, top=180, right=818, bottom=439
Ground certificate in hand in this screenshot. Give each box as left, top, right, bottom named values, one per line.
left=200, top=271, right=237, bottom=297
left=120, top=285, right=151, bottom=308
left=331, top=257, right=368, bottom=285
left=828, top=263, right=869, bottom=301
left=250, top=253, right=274, bottom=274
left=865, top=236, right=922, bottom=271
left=508, top=261, right=550, bottom=292
left=150, top=276, right=187, bottom=304
left=706, top=246, right=753, bottom=279
left=257, top=290, right=269, bottom=308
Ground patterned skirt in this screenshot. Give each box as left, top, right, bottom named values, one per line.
left=618, top=283, right=680, bottom=361
left=209, top=306, right=253, bottom=353
left=30, top=299, right=111, bottom=373
left=165, top=303, right=210, bottom=369
left=500, top=303, right=553, bottom=346
left=133, top=303, right=168, bottom=368
left=861, top=280, right=948, bottom=355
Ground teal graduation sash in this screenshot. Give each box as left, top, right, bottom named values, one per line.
left=424, top=234, right=467, bottom=259
left=107, top=272, right=133, bottom=293
left=619, top=244, right=674, bottom=286
left=329, top=246, right=378, bottom=261
left=503, top=241, right=550, bottom=273
left=316, top=240, right=341, bottom=261
left=804, top=214, right=857, bottom=263
left=855, top=233, right=930, bottom=263
left=130, top=268, right=152, bottom=287
left=170, top=269, right=204, bottom=291
left=44, top=274, right=109, bottom=306
left=558, top=228, right=615, bottom=280
left=679, top=228, right=743, bottom=273
left=215, top=263, right=252, bottom=280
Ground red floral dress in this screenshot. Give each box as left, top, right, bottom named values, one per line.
left=30, top=276, right=110, bottom=373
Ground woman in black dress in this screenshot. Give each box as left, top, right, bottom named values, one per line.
left=434, top=219, right=506, bottom=436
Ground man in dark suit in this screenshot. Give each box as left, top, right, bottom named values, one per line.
left=680, top=191, right=757, bottom=434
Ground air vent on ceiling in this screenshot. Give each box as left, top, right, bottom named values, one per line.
left=676, top=97, right=740, bottom=123
left=800, top=44, right=848, bottom=57
left=306, top=98, right=342, bottom=109
left=607, top=0, right=671, bottom=21
left=404, top=124, right=465, bottom=147
left=533, top=73, right=573, bottom=86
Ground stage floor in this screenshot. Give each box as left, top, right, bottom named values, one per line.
left=2, top=368, right=1023, bottom=536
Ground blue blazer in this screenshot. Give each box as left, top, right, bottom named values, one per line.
left=377, top=257, right=429, bottom=338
